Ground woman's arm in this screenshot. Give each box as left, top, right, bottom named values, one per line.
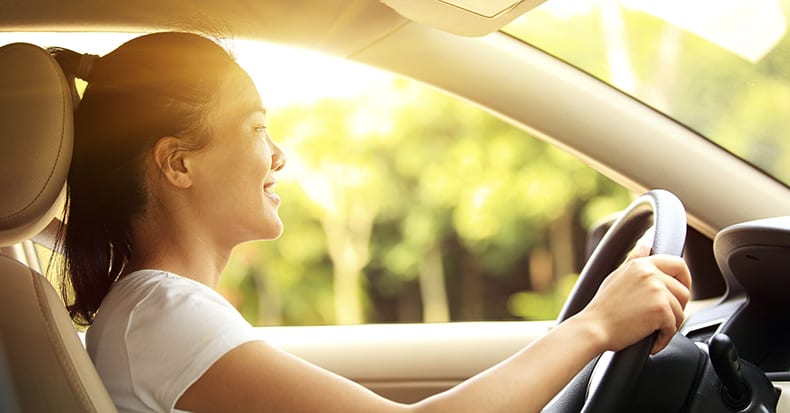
left=176, top=254, right=690, bottom=413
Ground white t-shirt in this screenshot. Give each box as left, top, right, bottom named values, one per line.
left=87, top=270, right=262, bottom=413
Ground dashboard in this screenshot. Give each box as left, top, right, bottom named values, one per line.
left=680, top=217, right=790, bottom=412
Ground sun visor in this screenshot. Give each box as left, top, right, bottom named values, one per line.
left=381, top=0, right=547, bottom=37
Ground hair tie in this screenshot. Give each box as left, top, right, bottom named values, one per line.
left=76, top=53, right=99, bottom=81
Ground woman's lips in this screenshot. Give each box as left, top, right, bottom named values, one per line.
left=264, top=181, right=280, bottom=205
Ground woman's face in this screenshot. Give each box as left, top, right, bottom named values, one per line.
left=187, top=69, right=286, bottom=249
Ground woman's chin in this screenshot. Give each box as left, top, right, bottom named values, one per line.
left=258, top=218, right=284, bottom=240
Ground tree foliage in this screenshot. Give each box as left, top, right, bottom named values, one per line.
left=218, top=78, right=630, bottom=326
left=219, top=1, right=790, bottom=326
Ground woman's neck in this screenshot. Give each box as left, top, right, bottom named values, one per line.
left=125, top=211, right=231, bottom=289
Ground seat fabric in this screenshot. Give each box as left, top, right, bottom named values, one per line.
left=0, top=42, right=117, bottom=413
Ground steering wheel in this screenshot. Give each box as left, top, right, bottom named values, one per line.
left=549, top=189, right=686, bottom=413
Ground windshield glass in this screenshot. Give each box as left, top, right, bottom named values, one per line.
left=504, top=0, right=790, bottom=186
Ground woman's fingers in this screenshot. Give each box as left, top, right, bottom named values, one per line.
left=652, top=287, right=686, bottom=354
left=589, top=254, right=692, bottom=353
left=636, top=254, right=691, bottom=354
left=664, top=273, right=691, bottom=318
left=648, top=254, right=692, bottom=291
left=625, top=240, right=651, bottom=262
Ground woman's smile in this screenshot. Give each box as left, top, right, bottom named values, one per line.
left=264, top=178, right=280, bottom=205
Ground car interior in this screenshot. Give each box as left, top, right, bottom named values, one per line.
left=0, top=42, right=116, bottom=412
left=1, top=0, right=790, bottom=412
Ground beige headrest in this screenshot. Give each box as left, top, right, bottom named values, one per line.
left=0, top=43, right=73, bottom=247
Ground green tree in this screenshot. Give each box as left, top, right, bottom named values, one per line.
left=219, top=76, right=630, bottom=325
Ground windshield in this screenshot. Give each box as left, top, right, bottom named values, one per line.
left=503, top=0, right=790, bottom=186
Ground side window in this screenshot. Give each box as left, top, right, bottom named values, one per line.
left=221, top=42, right=633, bottom=326
left=2, top=33, right=632, bottom=326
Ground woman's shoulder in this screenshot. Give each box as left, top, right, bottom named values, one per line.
left=88, top=271, right=259, bottom=413
left=89, top=268, right=253, bottom=349
left=114, top=269, right=199, bottom=288
left=93, top=269, right=230, bottom=331
left=110, top=269, right=215, bottom=302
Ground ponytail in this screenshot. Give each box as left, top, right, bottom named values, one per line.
left=47, top=48, right=98, bottom=108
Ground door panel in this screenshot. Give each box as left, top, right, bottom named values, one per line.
left=258, top=321, right=553, bottom=402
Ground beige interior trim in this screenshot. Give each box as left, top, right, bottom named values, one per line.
left=775, top=382, right=790, bottom=412
left=259, top=321, right=553, bottom=382
left=381, top=0, right=548, bottom=36
left=259, top=321, right=551, bottom=402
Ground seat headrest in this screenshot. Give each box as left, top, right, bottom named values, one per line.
left=0, top=43, right=73, bottom=247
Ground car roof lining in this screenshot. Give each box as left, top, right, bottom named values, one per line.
left=0, top=0, right=548, bottom=43
left=0, top=0, right=407, bottom=57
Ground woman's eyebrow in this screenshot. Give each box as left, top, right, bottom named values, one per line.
left=248, top=107, right=267, bottom=121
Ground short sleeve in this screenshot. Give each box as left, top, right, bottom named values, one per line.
left=124, top=274, right=261, bottom=413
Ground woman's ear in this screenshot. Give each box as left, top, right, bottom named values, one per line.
left=152, top=136, right=193, bottom=189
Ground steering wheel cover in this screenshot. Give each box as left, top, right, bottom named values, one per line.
left=554, top=189, right=686, bottom=413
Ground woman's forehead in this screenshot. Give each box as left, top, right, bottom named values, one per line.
left=217, top=72, right=266, bottom=117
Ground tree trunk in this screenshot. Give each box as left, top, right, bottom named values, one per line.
left=418, top=245, right=450, bottom=323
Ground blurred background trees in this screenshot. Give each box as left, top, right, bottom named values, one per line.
left=217, top=78, right=631, bottom=326
left=218, top=0, right=790, bottom=326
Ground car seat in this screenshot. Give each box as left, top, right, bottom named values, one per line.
left=0, top=42, right=117, bottom=413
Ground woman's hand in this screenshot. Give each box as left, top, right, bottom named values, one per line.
left=575, top=254, right=692, bottom=354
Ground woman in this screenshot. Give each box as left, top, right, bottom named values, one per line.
left=52, top=32, right=691, bottom=413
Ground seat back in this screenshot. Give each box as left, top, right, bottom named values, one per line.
left=0, top=42, right=117, bottom=413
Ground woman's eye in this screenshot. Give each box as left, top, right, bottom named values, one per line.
left=254, top=125, right=268, bottom=134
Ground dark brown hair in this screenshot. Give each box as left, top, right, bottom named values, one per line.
left=50, top=32, right=241, bottom=325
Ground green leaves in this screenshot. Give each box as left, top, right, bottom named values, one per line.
left=219, top=73, right=629, bottom=326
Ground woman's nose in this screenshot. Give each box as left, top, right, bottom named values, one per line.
left=270, top=141, right=286, bottom=172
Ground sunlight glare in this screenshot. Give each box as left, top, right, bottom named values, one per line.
left=536, top=0, right=787, bottom=62
left=0, top=32, right=389, bottom=110
left=623, top=0, right=787, bottom=62
left=234, top=39, right=390, bottom=110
